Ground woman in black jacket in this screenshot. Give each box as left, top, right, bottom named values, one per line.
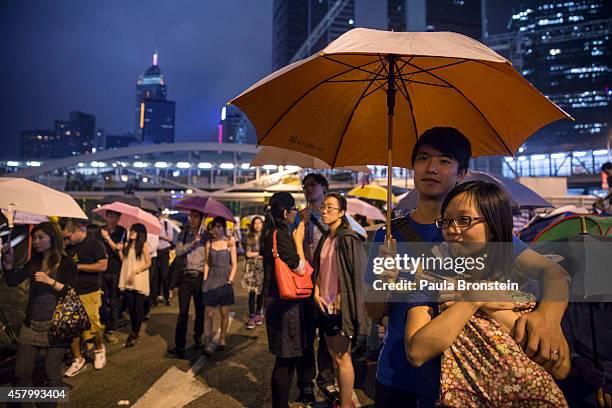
left=309, top=193, right=371, bottom=408
left=262, top=192, right=308, bottom=408
left=1, top=222, right=78, bottom=392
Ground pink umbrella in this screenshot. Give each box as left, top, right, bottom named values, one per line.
left=93, top=202, right=162, bottom=235
left=347, top=198, right=386, bottom=222
left=175, top=196, right=235, bottom=222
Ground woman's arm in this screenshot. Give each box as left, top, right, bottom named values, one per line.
left=405, top=301, right=480, bottom=367
left=139, top=243, right=152, bottom=273
left=117, top=243, right=125, bottom=261
left=228, top=238, right=237, bottom=283
left=203, top=241, right=210, bottom=280
left=276, top=228, right=304, bottom=274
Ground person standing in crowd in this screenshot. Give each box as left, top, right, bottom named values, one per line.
left=1, top=222, right=78, bottom=398
left=62, top=220, right=108, bottom=378
left=310, top=193, right=371, bottom=408
left=404, top=181, right=569, bottom=407
left=117, top=223, right=151, bottom=348
left=143, top=224, right=159, bottom=320
left=365, top=127, right=571, bottom=407
left=297, top=173, right=336, bottom=405
left=99, top=210, right=126, bottom=345
left=263, top=192, right=308, bottom=408
left=167, top=209, right=206, bottom=359
left=202, top=216, right=237, bottom=356
left=242, top=216, right=265, bottom=330
left=156, top=211, right=174, bottom=306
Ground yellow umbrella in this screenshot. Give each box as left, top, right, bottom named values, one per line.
left=230, top=28, right=571, bottom=241
left=348, top=185, right=398, bottom=204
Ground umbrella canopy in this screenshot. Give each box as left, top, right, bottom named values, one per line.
left=175, top=196, right=234, bottom=222
left=346, top=198, right=386, bottom=221
left=0, top=177, right=87, bottom=223
left=93, top=202, right=161, bottom=235
left=347, top=185, right=398, bottom=203
left=398, top=171, right=553, bottom=211
left=230, top=28, right=570, bottom=240
left=531, top=215, right=612, bottom=243
left=251, top=146, right=371, bottom=173
left=100, top=195, right=159, bottom=212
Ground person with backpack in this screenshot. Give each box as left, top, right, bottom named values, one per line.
left=1, top=222, right=78, bottom=394
left=262, top=192, right=309, bottom=408
left=365, top=127, right=570, bottom=407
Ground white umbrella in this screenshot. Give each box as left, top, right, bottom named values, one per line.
left=0, top=177, right=87, bottom=227
left=346, top=198, right=386, bottom=221
left=251, top=146, right=371, bottom=173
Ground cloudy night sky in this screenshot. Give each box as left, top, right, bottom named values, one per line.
left=0, top=1, right=519, bottom=159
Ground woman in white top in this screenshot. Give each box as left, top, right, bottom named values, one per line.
left=118, top=223, right=151, bottom=348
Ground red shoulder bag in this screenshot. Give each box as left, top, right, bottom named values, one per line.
left=273, top=230, right=313, bottom=300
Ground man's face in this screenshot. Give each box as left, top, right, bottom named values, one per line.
left=302, top=177, right=326, bottom=204
left=106, top=211, right=120, bottom=227
left=189, top=211, right=203, bottom=230
left=413, top=145, right=465, bottom=200
left=63, top=228, right=82, bottom=246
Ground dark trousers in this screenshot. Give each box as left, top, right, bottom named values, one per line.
left=559, top=377, right=601, bottom=407
left=124, top=290, right=146, bottom=335
left=271, top=356, right=299, bottom=408
left=174, top=273, right=204, bottom=351
left=375, top=381, right=418, bottom=408
left=296, top=300, right=334, bottom=392
left=101, top=273, right=120, bottom=331
left=248, top=291, right=263, bottom=316
left=144, top=257, right=158, bottom=315
left=13, top=343, right=65, bottom=408
left=157, top=248, right=170, bottom=301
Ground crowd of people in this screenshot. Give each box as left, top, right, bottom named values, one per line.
left=1, top=126, right=611, bottom=408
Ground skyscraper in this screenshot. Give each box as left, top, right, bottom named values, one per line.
left=20, top=130, right=57, bottom=159
left=220, top=106, right=256, bottom=144
left=69, top=111, right=96, bottom=152
left=507, top=0, right=611, bottom=150
left=135, top=52, right=175, bottom=143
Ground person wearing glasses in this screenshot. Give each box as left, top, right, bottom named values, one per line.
left=364, top=127, right=570, bottom=408
left=310, top=192, right=370, bottom=408
left=404, top=181, right=570, bottom=406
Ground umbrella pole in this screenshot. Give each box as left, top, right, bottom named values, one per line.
left=385, top=55, right=397, bottom=244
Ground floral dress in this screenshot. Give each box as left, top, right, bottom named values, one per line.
left=438, top=292, right=568, bottom=407
left=241, top=235, right=264, bottom=294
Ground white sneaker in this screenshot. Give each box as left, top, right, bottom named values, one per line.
left=94, top=345, right=107, bottom=370
left=64, top=357, right=86, bottom=377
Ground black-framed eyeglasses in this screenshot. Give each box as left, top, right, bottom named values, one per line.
left=319, top=204, right=340, bottom=213
left=302, top=182, right=321, bottom=189
left=435, top=216, right=485, bottom=229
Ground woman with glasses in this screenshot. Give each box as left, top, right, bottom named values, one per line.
left=309, top=193, right=370, bottom=408
left=202, top=216, right=237, bottom=356
left=262, top=192, right=309, bottom=408
left=404, top=181, right=570, bottom=407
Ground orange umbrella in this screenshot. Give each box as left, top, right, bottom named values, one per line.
left=230, top=28, right=571, bottom=241
left=251, top=146, right=370, bottom=173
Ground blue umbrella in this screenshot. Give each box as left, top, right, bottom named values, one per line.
left=398, top=171, right=553, bottom=211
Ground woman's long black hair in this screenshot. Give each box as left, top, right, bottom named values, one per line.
left=440, top=181, right=514, bottom=280
left=246, top=216, right=264, bottom=248
left=123, top=223, right=147, bottom=260
left=27, top=222, right=65, bottom=277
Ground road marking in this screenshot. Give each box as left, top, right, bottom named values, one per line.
left=131, top=311, right=235, bottom=407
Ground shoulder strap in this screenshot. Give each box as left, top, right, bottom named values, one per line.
left=391, top=216, right=423, bottom=242
left=272, top=230, right=279, bottom=258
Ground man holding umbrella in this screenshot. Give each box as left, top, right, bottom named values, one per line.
left=167, top=209, right=206, bottom=358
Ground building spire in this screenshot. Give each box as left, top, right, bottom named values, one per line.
left=152, top=51, right=158, bottom=66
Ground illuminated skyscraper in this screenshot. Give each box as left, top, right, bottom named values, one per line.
left=220, top=106, right=256, bottom=144
left=135, top=52, right=175, bottom=143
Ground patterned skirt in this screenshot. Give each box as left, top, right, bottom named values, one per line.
left=241, top=259, right=264, bottom=294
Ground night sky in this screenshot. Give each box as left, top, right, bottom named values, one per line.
left=0, top=1, right=519, bottom=159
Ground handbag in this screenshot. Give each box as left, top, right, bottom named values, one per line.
left=48, top=287, right=90, bottom=340
left=273, top=230, right=313, bottom=300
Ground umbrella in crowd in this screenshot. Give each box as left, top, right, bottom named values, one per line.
left=100, top=194, right=159, bottom=212
left=251, top=146, right=371, bottom=173
left=347, top=184, right=397, bottom=204
left=0, top=177, right=87, bottom=227
left=94, top=202, right=161, bottom=235
left=346, top=198, right=386, bottom=221
left=398, top=171, right=553, bottom=211
left=230, top=28, right=571, bottom=241
left=175, top=196, right=234, bottom=222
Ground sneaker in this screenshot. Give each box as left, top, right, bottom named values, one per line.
left=167, top=347, right=185, bottom=359
left=296, top=389, right=317, bottom=405
left=246, top=315, right=256, bottom=329
left=94, top=345, right=107, bottom=370
left=124, top=333, right=140, bottom=348
left=157, top=295, right=165, bottom=303
left=254, top=312, right=264, bottom=326
left=104, top=332, right=119, bottom=344
left=64, top=357, right=86, bottom=377
left=322, top=385, right=340, bottom=406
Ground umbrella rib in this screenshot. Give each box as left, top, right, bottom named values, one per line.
left=396, top=74, right=420, bottom=141
left=322, top=55, right=387, bottom=79
left=259, top=59, right=382, bottom=144
left=396, top=58, right=471, bottom=78
left=331, top=63, right=390, bottom=167
left=401, top=58, right=514, bottom=155
left=362, top=80, right=388, bottom=98
left=402, top=79, right=452, bottom=88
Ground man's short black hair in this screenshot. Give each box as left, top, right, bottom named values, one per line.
left=601, top=162, right=612, bottom=172
left=302, top=173, right=329, bottom=189
left=411, top=127, right=472, bottom=173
